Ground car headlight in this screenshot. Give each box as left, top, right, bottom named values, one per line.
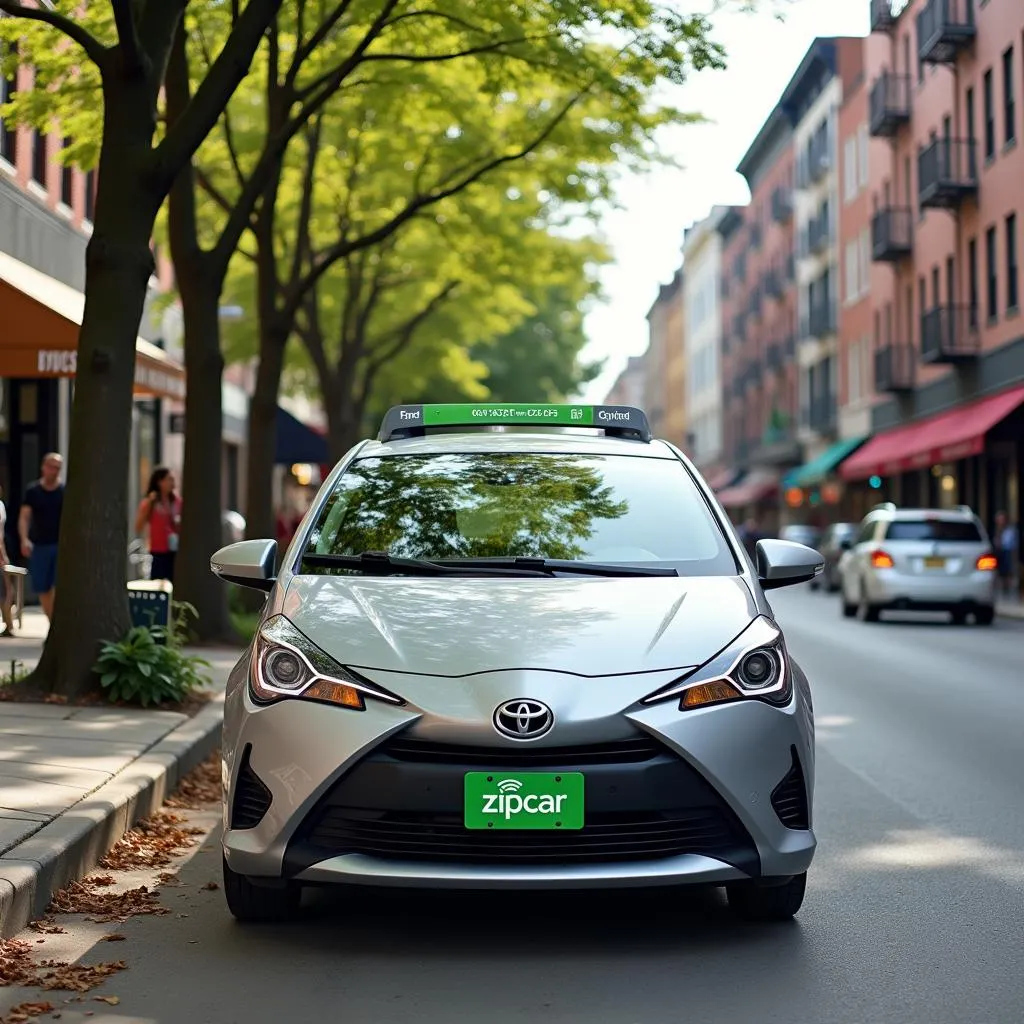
left=640, top=616, right=792, bottom=711
left=251, top=615, right=404, bottom=710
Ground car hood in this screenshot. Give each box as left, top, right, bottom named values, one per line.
left=281, top=575, right=757, bottom=677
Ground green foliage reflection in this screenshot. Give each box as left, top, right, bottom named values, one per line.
left=307, top=455, right=628, bottom=563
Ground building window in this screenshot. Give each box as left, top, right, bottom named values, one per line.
left=983, top=69, right=995, bottom=161
left=968, top=237, right=979, bottom=326
left=84, top=168, right=96, bottom=221
left=985, top=226, right=998, bottom=321
left=843, top=135, right=857, bottom=203
left=858, top=124, right=869, bottom=188
left=1004, top=47, right=1016, bottom=147
left=844, top=240, right=858, bottom=303
left=1007, top=213, right=1019, bottom=312
left=31, top=128, right=46, bottom=187
left=859, top=229, right=870, bottom=299
left=60, top=137, right=73, bottom=206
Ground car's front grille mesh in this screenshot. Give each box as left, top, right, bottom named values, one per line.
left=230, top=745, right=272, bottom=830
left=380, top=733, right=664, bottom=767
left=301, top=807, right=743, bottom=864
left=770, top=747, right=809, bottom=830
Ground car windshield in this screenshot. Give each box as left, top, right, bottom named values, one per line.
left=302, top=452, right=738, bottom=576
left=884, top=519, right=982, bottom=542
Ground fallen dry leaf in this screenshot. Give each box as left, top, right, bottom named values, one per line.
left=98, top=811, right=204, bottom=872
left=0, top=999, right=55, bottom=1023
left=93, top=996, right=119, bottom=1006
left=83, top=876, right=115, bottom=888
left=48, top=881, right=169, bottom=924
left=35, top=961, right=126, bottom=994
left=164, top=752, right=221, bottom=810
left=156, top=872, right=179, bottom=885
left=99, top=935, right=126, bottom=943
left=201, top=881, right=219, bottom=891
left=26, top=920, right=64, bottom=936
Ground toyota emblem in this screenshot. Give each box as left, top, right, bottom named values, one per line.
left=493, top=699, right=554, bottom=740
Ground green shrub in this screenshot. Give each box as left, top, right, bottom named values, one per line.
left=93, top=602, right=211, bottom=707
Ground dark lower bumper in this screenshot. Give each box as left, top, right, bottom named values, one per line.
left=278, top=732, right=766, bottom=879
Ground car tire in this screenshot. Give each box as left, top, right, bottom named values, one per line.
left=856, top=587, right=880, bottom=622
left=841, top=598, right=857, bottom=618
left=222, top=855, right=301, bottom=923
left=975, top=606, right=996, bottom=626
left=950, top=610, right=968, bottom=626
left=727, top=872, right=806, bottom=922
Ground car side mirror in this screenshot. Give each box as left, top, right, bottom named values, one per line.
left=754, top=539, right=824, bottom=591
left=210, top=539, right=278, bottom=592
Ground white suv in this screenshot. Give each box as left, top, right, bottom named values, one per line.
left=837, top=503, right=998, bottom=625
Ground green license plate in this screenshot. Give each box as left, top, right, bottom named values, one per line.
left=464, top=772, right=584, bottom=830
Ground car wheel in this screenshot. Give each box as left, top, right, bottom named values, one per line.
left=950, top=610, right=968, bottom=626
left=727, top=872, right=807, bottom=922
left=975, top=606, right=996, bottom=626
left=222, top=855, right=301, bottom=923
left=856, top=580, right=880, bottom=622
left=841, top=597, right=857, bottom=617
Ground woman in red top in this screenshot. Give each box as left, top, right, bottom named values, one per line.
left=135, top=467, right=182, bottom=582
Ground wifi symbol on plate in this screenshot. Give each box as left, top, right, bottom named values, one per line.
left=497, top=778, right=522, bottom=793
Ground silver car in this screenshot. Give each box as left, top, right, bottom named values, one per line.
left=838, top=503, right=998, bottom=624
left=210, top=404, right=824, bottom=924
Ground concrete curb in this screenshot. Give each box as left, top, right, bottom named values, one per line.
left=0, top=697, right=224, bottom=938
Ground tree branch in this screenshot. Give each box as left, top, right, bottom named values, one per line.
left=282, top=88, right=588, bottom=323
left=152, top=0, right=284, bottom=188
left=0, top=0, right=109, bottom=66
left=284, top=0, right=363, bottom=94
left=285, top=116, right=323, bottom=296
left=366, top=281, right=460, bottom=374
left=110, top=0, right=144, bottom=76
left=358, top=36, right=545, bottom=65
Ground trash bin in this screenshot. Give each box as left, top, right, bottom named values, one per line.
left=127, top=578, right=173, bottom=640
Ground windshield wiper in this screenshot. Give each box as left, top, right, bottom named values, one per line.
left=300, top=551, right=551, bottom=578
left=434, top=557, right=678, bottom=578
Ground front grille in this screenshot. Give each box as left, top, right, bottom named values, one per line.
left=771, top=747, right=809, bottom=830
left=380, top=733, right=663, bottom=767
left=301, top=807, right=743, bottom=865
left=230, top=745, right=272, bottom=830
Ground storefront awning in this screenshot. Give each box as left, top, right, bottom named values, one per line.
left=840, top=385, right=1024, bottom=481
left=783, top=435, right=868, bottom=489
left=716, top=468, right=779, bottom=509
left=0, top=250, right=185, bottom=400
left=705, top=467, right=740, bottom=491
left=275, top=405, right=328, bottom=465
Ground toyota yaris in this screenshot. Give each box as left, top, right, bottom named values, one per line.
left=211, top=404, right=823, bottom=923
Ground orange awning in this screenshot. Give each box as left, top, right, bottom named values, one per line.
left=0, top=250, right=185, bottom=401
left=716, top=468, right=779, bottom=509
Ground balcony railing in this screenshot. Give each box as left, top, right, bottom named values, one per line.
left=917, top=0, right=975, bottom=65
left=805, top=210, right=831, bottom=256
left=870, top=0, right=898, bottom=32
left=772, top=187, right=794, bottom=223
left=920, top=305, right=980, bottom=363
left=869, top=73, right=911, bottom=137
left=765, top=341, right=783, bottom=373
left=807, top=394, right=838, bottom=434
left=808, top=300, right=836, bottom=338
left=871, top=206, right=914, bottom=262
left=874, top=344, right=916, bottom=392
left=918, top=137, right=978, bottom=208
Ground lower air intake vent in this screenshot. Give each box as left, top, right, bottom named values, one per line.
left=770, top=746, right=809, bottom=830
left=230, top=745, right=272, bottom=830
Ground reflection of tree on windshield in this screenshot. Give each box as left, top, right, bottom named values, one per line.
left=306, top=454, right=628, bottom=562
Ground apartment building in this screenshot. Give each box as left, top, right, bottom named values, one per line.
left=841, top=0, right=1024, bottom=532
left=602, top=354, right=646, bottom=409
left=643, top=269, right=684, bottom=443
left=682, top=208, right=727, bottom=474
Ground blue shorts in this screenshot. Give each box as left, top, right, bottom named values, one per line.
left=29, top=543, right=59, bottom=594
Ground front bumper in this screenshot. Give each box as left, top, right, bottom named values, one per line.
left=221, top=665, right=816, bottom=890
left=864, top=569, right=996, bottom=610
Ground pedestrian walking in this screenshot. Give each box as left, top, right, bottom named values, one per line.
left=0, top=486, right=17, bottom=637
left=18, top=452, right=64, bottom=621
left=135, top=467, right=181, bottom=582
left=993, top=510, right=1020, bottom=600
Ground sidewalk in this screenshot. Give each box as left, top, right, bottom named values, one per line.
left=996, top=597, right=1024, bottom=619
left=0, top=609, right=239, bottom=936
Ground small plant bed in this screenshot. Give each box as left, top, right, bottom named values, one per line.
left=0, top=603, right=215, bottom=714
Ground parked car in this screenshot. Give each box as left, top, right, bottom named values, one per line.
left=838, top=503, right=997, bottom=624
left=779, top=524, right=822, bottom=553
left=812, top=522, right=857, bottom=592
left=210, top=402, right=824, bottom=924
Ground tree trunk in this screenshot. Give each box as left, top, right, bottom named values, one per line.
left=174, top=268, right=233, bottom=642
left=243, top=322, right=287, bottom=544
left=29, top=87, right=162, bottom=698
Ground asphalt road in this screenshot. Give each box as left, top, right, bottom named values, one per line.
left=5, top=587, right=1024, bottom=1024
